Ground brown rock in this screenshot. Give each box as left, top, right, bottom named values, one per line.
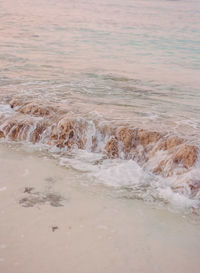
left=156, top=136, right=183, bottom=151
left=99, top=124, right=115, bottom=137
left=18, top=103, right=53, bottom=117
left=0, top=130, right=5, bottom=138
left=189, top=180, right=200, bottom=196
left=50, top=118, right=87, bottom=149
left=2, top=121, right=16, bottom=135
left=118, top=128, right=134, bottom=153
left=105, top=137, right=118, bottom=158
left=173, top=144, right=198, bottom=168
left=59, top=119, right=74, bottom=134
left=31, top=123, right=48, bottom=143
left=50, top=119, right=74, bottom=146
left=52, top=226, right=58, bottom=232
left=152, top=160, right=166, bottom=175
left=8, top=122, right=26, bottom=140
left=9, top=99, right=25, bottom=109
left=136, top=129, right=161, bottom=146
left=24, top=187, right=34, bottom=193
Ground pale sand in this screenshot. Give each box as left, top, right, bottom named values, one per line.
left=0, top=144, right=200, bottom=273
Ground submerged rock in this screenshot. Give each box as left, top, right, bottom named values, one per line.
left=18, top=102, right=56, bottom=117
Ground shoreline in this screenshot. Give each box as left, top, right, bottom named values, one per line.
left=0, top=143, right=200, bottom=273
left=0, top=98, right=199, bottom=207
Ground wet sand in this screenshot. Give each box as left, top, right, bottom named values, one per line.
left=0, top=143, right=200, bottom=273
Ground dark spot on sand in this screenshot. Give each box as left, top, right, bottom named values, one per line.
left=24, top=187, right=34, bottom=194
left=45, top=177, right=56, bottom=183
left=52, top=226, right=59, bottom=232
left=19, top=190, right=65, bottom=207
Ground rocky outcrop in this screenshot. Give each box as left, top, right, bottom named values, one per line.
left=154, top=136, right=183, bottom=152
left=117, top=128, right=134, bottom=154
left=10, top=99, right=25, bottom=109
left=105, top=137, right=118, bottom=158
left=31, top=122, right=49, bottom=143
left=49, top=117, right=86, bottom=149
left=105, top=127, right=199, bottom=178
left=10, top=100, right=56, bottom=117
left=50, top=119, right=76, bottom=148
left=18, top=103, right=53, bottom=117
left=0, top=99, right=199, bottom=183
left=136, top=129, right=161, bottom=146
left=172, top=144, right=197, bottom=168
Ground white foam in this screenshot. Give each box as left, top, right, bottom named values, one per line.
left=58, top=148, right=200, bottom=210
left=0, top=104, right=14, bottom=115
left=91, top=159, right=148, bottom=187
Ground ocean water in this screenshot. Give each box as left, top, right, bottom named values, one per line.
left=0, top=0, right=200, bottom=212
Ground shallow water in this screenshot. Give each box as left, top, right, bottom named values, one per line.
left=0, top=144, right=200, bottom=273
left=0, top=0, right=200, bottom=210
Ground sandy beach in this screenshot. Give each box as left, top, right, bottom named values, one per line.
left=0, top=143, right=200, bottom=273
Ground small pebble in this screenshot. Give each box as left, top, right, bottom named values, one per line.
left=52, top=226, right=58, bottom=232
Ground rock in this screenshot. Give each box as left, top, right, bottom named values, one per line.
left=118, top=128, right=134, bottom=153
left=2, top=99, right=200, bottom=180
left=0, top=130, right=5, bottom=138
left=24, top=187, right=34, bottom=193
left=152, top=144, right=198, bottom=176
left=105, top=137, right=118, bottom=158
left=9, top=99, right=25, bottom=109
left=152, top=160, right=173, bottom=176
left=136, top=129, right=161, bottom=146
left=6, top=120, right=31, bottom=140
left=50, top=118, right=75, bottom=148
left=188, top=180, right=200, bottom=196
left=8, top=122, right=26, bottom=140
left=99, top=124, right=115, bottom=136
left=2, top=121, right=16, bottom=135
left=50, top=117, right=87, bottom=149
left=173, top=144, right=197, bottom=168
left=52, top=226, right=58, bottom=232
left=155, top=136, right=183, bottom=152
left=18, top=103, right=53, bottom=117
left=30, top=122, right=48, bottom=143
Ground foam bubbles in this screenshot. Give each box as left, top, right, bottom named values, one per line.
left=58, top=149, right=200, bottom=211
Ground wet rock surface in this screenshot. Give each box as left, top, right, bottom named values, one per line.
left=0, top=130, right=5, bottom=138
left=105, top=137, right=119, bottom=158
left=0, top=99, right=199, bottom=185
left=172, top=144, right=197, bottom=168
